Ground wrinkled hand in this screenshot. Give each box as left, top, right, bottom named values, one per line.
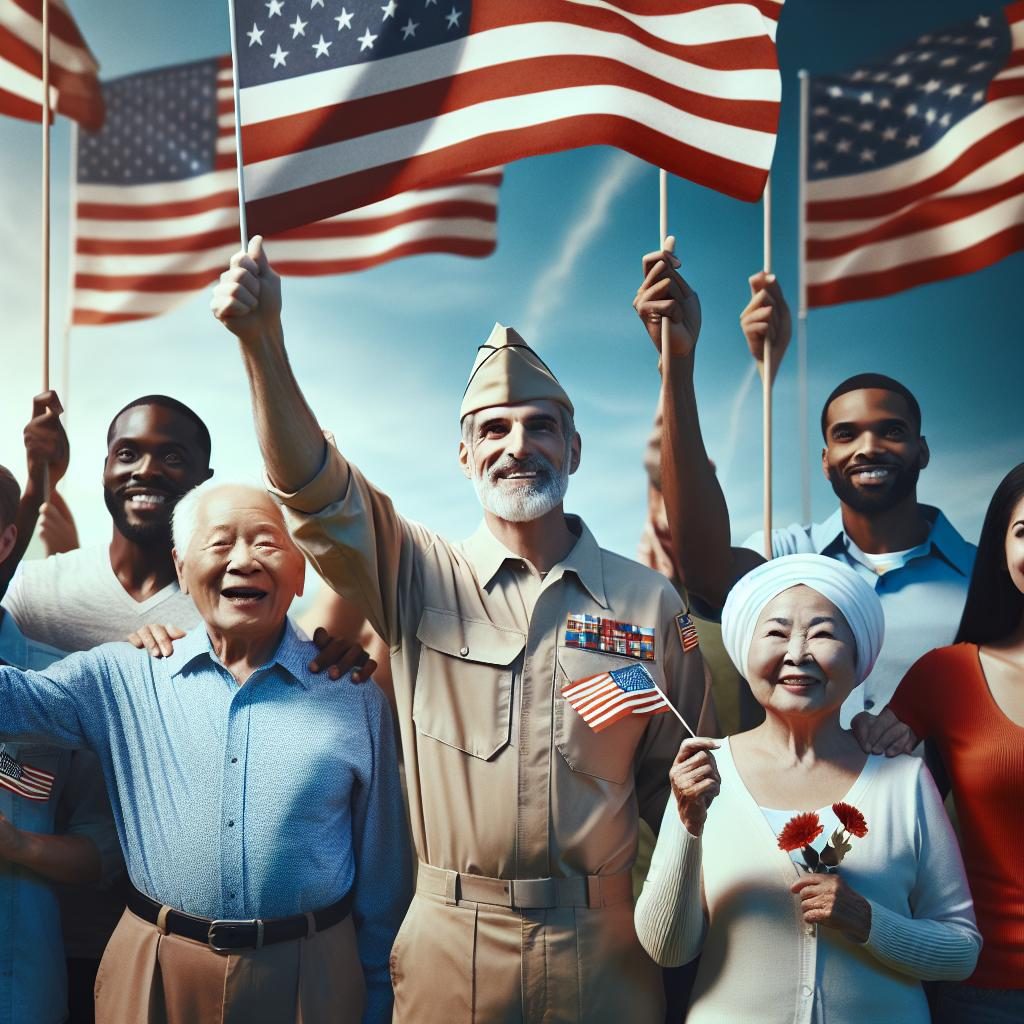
left=633, top=236, right=702, bottom=361
left=851, top=707, right=918, bottom=757
left=791, top=872, right=872, bottom=943
left=129, top=624, right=187, bottom=658
left=211, top=235, right=282, bottom=345
left=669, top=737, right=721, bottom=837
left=39, top=492, right=79, bottom=555
left=739, top=271, right=791, bottom=383
left=309, top=627, right=377, bottom=682
left=24, top=390, right=69, bottom=491
left=0, top=812, right=27, bottom=862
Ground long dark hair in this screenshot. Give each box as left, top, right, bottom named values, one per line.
left=955, top=462, right=1024, bottom=645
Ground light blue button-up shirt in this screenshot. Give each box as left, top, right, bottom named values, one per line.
left=0, top=619, right=410, bottom=1024
left=0, top=612, right=119, bottom=1024
left=742, top=504, right=976, bottom=724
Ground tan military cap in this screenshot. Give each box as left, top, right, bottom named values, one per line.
left=459, top=323, right=574, bottom=420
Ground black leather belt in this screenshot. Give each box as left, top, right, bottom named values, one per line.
left=127, top=885, right=353, bottom=952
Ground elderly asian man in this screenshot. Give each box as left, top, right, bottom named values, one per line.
left=0, top=481, right=410, bottom=1024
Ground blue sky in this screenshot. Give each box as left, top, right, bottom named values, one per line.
left=0, top=0, right=1020, bottom=595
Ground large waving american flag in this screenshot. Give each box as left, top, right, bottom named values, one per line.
left=72, top=56, right=501, bottom=326
left=232, top=0, right=783, bottom=236
left=805, top=2, right=1024, bottom=307
left=0, top=0, right=103, bottom=129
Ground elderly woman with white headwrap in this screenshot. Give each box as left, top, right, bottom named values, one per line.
left=634, top=554, right=981, bottom=1024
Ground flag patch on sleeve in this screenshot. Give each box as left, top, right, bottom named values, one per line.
left=675, top=612, right=700, bottom=652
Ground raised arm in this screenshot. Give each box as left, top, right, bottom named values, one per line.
left=211, top=236, right=336, bottom=495
left=635, top=255, right=794, bottom=610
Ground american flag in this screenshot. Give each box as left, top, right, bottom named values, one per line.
left=72, top=55, right=501, bottom=326
left=0, top=0, right=103, bottom=130
left=232, top=0, right=784, bottom=236
left=562, top=662, right=672, bottom=733
left=0, top=745, right=55, bottom=801
left=805, top=3, right=1024, bottom=307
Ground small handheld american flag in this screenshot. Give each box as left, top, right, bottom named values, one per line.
left=562, top=663, right=695, bottom=735
left=0, top=746, right=55, bottom=801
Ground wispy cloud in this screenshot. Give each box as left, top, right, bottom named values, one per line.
left=520, top=151, right=645, bottom=343
left=715, top=361, right=758, bottom=487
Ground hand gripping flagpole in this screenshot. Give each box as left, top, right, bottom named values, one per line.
left=226, top=0, right=249, bottom=248
left=761, top=172, right=773, bottom=560
left=657, top=168, right=697, bottom=740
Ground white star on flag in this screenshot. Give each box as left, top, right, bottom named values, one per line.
left=358, top=26, right=377, bottom=49
left=312, top=34, right=331, bottom=56
left=290, top=15, right=307, bottom=36
left=381, top=0, right=397, bottom=19
left=401, top=18, right=418, bottom=39
left=445, top=7, right=461, bottom=29
left=335, top=7, right=353, bottom=29
left=270, top=44, right=287, bottom=66
left=248, top=23, right=264, bottom=45
left=266, top=0, right=283, bottom=16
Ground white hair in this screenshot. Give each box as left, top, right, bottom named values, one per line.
left=171, top=479, right=272, bottom=554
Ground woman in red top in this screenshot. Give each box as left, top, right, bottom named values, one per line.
left=857, top=462, right=1024, bottom=1023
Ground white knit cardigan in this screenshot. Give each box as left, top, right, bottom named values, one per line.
left=635, top=740, right=981, bottom=1024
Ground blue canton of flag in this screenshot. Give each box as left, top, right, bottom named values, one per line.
left=78, top=60, right=222, bottom=185
left=234, top=0, right=471, bottom=89
left=808, top=12, right=1011, bottom=181
left=609, top=664, right=657, bottom=694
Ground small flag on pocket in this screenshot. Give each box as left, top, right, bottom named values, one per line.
left=0, top=747, right=55, bottom=802
left=562, top=663, right=672, bottom=733
left=676, top=612, right=700, bottom=653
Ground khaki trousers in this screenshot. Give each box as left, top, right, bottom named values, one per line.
left=390, top=888, right=664, bottom=1024
left=95, top=908, right=365, bottom=1024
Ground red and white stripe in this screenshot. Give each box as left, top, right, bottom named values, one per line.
left=562, top=672, right=671, bottom=733
left=0, top=760, right=55, bottom=801
left=0, top=0, right=102, bottom=129
left=239, top=0, right=783, bottom=236
left=72, top=59, right=501, bottom=326
left=806, top=1, right=1024, bottom=307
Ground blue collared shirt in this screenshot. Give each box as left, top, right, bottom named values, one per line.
left=742, top=504, right=976, bottom=724
left=0, top=612, right=119, bottom=1024
left=0, top=620, right=410, bottom=1024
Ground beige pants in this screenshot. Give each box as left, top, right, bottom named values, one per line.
left=95, top=908, right=366, bottom=1024
left=389, top=889, right=664, bottom=1024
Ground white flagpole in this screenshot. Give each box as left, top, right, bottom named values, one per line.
left=659, top=166, right=672, bottom=347
left=656, top=683, right=697, bottom=737
left=61, top=122, right=79, bottom=428
left=226, top=0, right=249, bottom=247
left=40, top=0, right=52, bottom=501
left=761, top=172, right=773, bottom=559
left=798, top=70, right=811, bottom=524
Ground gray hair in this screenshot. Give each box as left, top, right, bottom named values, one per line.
left=171, top=479, right=270, bottom=554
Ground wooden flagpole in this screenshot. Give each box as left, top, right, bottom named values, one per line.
left=659, top=167, right=672, bottom=347
left=226, top=0, right=249, bottom=248
left=40, top=0, right=52, bottom=500
left=761, top=172, right=773, bottom=559
left=60, top=122, right=78, bottom=430
left=797, top=70, right=811, bottom=524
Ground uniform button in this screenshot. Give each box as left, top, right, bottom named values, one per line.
left=230, top=757, right=238, bottom=764
left=459, top=646, right=469, bottom=657
left=227, top=820, right=235, bottom=827
left=801, top=985, right=812, bottom=998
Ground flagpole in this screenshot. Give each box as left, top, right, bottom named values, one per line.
left=226, top=0, right=249, bottom=247
left=654, top=681, right=696, bottom=737
left=61, top=122, right=79, bottom=429
left=40, top=0, right=52, bottom=500
left=659, top=166, right=672, bottom=350
left=761, top=172, right=773, bottom=559
left=797, top=70, right=811, bottom=524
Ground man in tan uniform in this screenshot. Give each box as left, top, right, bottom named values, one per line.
left=211, top=238, right=715, bottom=1023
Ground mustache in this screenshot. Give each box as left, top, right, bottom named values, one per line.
left=485, top=455, right=558, bottom=484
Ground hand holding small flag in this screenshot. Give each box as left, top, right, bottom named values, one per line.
left=669, top=737, right=721, bottom=838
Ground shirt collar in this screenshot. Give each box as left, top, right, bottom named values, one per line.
left=817, top=504, right=974, bottom=576
left=165, top=619, right=311, bottom=688
left=462, top=515, right=608, bottom=608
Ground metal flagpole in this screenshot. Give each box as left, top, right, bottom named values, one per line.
left=226, top=0, right=249, bottom=247
left=761, top=172, right=773, bottom=559
left=797, top=70, right=811, bottom=524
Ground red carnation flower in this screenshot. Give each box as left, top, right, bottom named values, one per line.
left=832, top=802, right=868, bottom=838
left=777, top=812, right=824, bottom=852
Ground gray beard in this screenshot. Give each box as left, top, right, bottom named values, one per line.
left=473, top=455, right=569, bottom=523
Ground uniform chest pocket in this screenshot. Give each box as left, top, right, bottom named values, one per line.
left=412, top=608, right=525, bottom=760
left=555, top=648, right=654, bottom=785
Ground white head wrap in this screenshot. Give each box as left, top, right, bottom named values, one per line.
left=721, top=554, right=885, bottom=684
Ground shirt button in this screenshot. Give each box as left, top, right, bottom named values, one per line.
left=801, top=985, right=812, bottom=998
left=228, top=892, right=237, bottom=900
left=227, top=820, right=235, bottom=827
left=459, top=646, right=469, bottom=657
left=231, top=757, right=238, bottom=764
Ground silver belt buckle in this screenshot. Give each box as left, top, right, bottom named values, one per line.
left=207, top=918, right=264, bottom=952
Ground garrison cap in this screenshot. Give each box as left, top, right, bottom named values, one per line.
left=459, top=323, right=574, bottom=421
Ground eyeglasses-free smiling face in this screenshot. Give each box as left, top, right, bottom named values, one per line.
left=821, top=388, right=929, bottom=516
left=175, top=486, right=305, bottom=642
left=745, top=585, right=859, bottom=718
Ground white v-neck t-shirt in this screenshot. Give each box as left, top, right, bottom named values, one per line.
left=3, top=544, right=201, bottom=652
